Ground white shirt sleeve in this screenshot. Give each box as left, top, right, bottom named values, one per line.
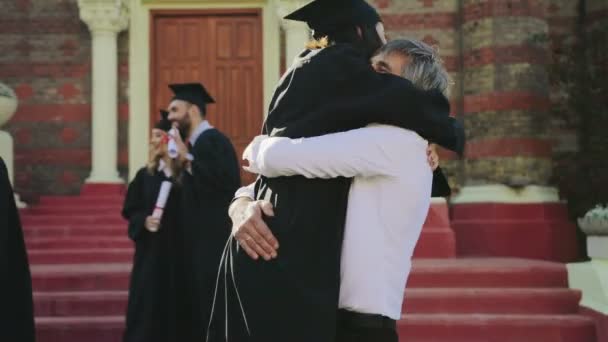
left=234, top=182, right=256, bottom=200
left=245, top=125, right=428, bottom=179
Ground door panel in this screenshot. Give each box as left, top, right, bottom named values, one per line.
left=152, top=10, right=263, bottom=185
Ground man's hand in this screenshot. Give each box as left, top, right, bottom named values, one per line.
left=229, top=197, right=278, bottom=261
left=145, top=216, right=160, bottom=232
left=427, top=144, right=439, bottom=171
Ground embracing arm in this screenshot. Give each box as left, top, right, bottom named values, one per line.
left=245, top=126, right=424, bottom=179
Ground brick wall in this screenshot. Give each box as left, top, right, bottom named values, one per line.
left=375, top=0, right=464, bottom=190
left=2, top=0, right=602, bottom=200
left=0, top=0, right=128, bottom=200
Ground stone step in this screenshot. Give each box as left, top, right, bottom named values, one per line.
left=35, top=316, right=124, bottom=342
left=28, top=248, right=133, bottom=265
left=398, top=314, right=596, bottom=342
left=26, top=237, right=132, bottom=250
left=23, top=224, right=125, bottom=239
left=34, top=291, right=128, bottom=317
left=403, top=288, right=581, bottom=314
left=30, top=259, right=568, bottom=292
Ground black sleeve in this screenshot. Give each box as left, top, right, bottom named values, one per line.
left=279, top=45, right=465, bottom=155
left=122, top=168, right=148, bottom=241
left=431, top=167, right=451, bottom=198
left=1, top=158, right=36, bottom=342
left=190, top=131, right=241, bottom=194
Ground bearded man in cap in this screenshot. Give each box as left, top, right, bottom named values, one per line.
left=166, top=83, right=241, bottom=341
left=213, top=1, right=465, bottom=342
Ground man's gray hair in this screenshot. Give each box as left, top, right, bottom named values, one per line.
left=377, top=39, right=452, bottom=97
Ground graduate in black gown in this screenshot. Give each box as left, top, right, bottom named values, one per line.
left=165, top=83, right=241, bottom=341
left=1, top=157, right=35, bottom=342
left=214, top=1, right=466, bottom=342
left=122, top=110, right=190, bottom=342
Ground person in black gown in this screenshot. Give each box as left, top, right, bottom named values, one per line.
left=122, top=110, right=189, bottom=342
left=1, top=157, right=35, bottom=342
left=165, top=83, right=241, bottom=341
left=215, top=1, right=465, bottom=342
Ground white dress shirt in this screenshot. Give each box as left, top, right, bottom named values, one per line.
left=238, top=124, right=433, bottom=320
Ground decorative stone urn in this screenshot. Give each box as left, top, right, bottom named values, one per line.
left=579, top=205, right=608, bottom=236
left=0, top=82, right=18, bottom=126
left=578, top=205, right=608, bottom=261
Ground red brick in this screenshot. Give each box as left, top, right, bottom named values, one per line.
left=11, top=104, right=90, bottom=123
left=466, top=138, right=552, bottom=159
left=60, top=127, right=79, bottom=144
left=464, top=92, right=550, bottom=113
left=463, top=45, right=549, bottom=67
left=58, top=83, right=80, bottom=100
left=463, top=0, right=547, bottom=23
left=15, top=127, right=32, bottom=145
left=0, top=63, right=90, bottom=78
left=383, top=12, right=456, bottom=30
left=15, top=83, right=34, bottom=100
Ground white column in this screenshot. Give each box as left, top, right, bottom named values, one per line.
left=275, top=0, right=311, bottom=64
left=78, top=0, right=129, bottom=183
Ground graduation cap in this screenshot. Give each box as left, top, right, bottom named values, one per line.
left=284, top=0, right=381, bottom=33
left=154, top=109, right=172, bottom=132
left=168, top=83, right=215, bottom=114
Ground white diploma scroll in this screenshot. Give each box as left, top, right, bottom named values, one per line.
left=152, top=181, right=173, bottom=221
left=168, top=128, right=179, bottom=159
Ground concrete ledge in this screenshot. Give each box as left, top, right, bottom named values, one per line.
left=451, top=185, right=560, bottom=204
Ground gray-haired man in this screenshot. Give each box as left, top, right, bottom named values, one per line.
left=237, top=39, right=454, bottom=342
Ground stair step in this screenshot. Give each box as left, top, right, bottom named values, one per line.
left=31, top=263, right=131, bottom=291
left=25, top=206, right=123, bottom=215
left=403, top=288, right=581, bottom=314
left=34, top=291, right=128, bottom=317
left=28, top=248, right=133, bottom=264
left=21, top=214, right=125, bottom=225
left=39, top=195, right=124, bottom=205
left=26, top=237, right=132, bottom=250
left=23, top=225, right=125, bottom=239
left=35, top=316, right=124, bottom=342
left=398, top=314, right=597, bottom=342
left=413, top=228, right=455, bottom=258
left=408, top=258, right=567, bottom=288
left=30, top=259, right=567, bottom=292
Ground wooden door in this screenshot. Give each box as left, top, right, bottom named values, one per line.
left=151, top=10, right=264, bottom=185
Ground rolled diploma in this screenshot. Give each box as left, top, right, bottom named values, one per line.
left=168, top=128, right=179, bottom=159
left=152, top=181, right=173, bottom=220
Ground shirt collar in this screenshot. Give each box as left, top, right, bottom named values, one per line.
left=188, top=120, right=213, bottom=146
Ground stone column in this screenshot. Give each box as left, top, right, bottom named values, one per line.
left=78, top=0, right=129, bottom=183
left=451, top=0, right=579, bottom=261
left=275, top=0, right=311, bottom=65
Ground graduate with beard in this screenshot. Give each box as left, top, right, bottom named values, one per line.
left=166, top=83, right=241, bottom=341
left=1, top=157, right=35, bottom=342
left=213, top=1, right=465, bottom=342
left=122, top=110, right=191, bottom=342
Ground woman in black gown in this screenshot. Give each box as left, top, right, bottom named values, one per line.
left=122, top=110, right=190, bottom=342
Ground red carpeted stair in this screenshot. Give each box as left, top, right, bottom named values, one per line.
left=22, top=189, right=598, bottom=342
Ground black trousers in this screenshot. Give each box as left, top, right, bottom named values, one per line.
left=335, top=309, right=398, bottom=342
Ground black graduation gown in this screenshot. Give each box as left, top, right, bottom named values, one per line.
left=214, top=44, right=465, bottom=342
left=122, top=167, right=189, bottom=342
left=0, top=157, right=35, bottom=342
left=179, top=128, right=241, bottom=340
